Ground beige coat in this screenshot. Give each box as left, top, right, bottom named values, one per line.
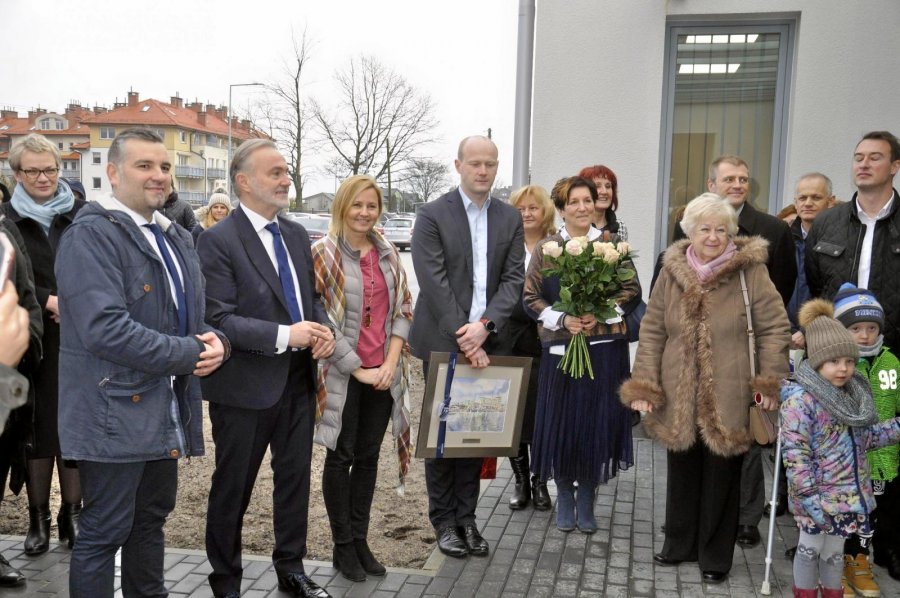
left=620, top=237, right=790, bottom=457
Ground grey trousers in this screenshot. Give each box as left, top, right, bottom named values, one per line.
left=738, top=443, right=765, bottom=526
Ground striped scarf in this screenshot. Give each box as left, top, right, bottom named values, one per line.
left=312, top=233, right=414, bottom=490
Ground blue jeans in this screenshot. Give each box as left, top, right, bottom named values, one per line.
left=70, top=459, right=177, bottom=598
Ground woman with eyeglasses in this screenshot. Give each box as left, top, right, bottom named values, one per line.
left=1, top=133, right=86, bottom=555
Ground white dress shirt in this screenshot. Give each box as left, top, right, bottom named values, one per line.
left=459, top=188, right=490, bottom=323
left=241, top=205, right=305, bottom=353
left=856, top=192, right=895, bottom=289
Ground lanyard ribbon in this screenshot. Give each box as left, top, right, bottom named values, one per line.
left=436, top=352, right=458, bottom=458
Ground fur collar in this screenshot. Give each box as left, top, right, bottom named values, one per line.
left=662, top=236, right=769, bottom=291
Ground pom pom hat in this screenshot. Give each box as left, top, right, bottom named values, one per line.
left=798, top=298, right=860, bottom=369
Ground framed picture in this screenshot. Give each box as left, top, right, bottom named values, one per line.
left=415, top=353, right=533, bottom=459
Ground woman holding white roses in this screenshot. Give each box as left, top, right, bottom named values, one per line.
left=523, top=176, right=640, bottom=533
left=620, top=193, right=789, bottom=584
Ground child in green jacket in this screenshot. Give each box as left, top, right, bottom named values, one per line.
left=835, top=283, right=900, bottom=590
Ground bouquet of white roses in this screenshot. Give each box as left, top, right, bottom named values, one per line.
left=540, top=236, right=637, bottom=379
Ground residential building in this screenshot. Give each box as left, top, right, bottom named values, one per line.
left=301, top=192, right=334, bottom=213
left=80, top=91, right=266, bottom=203
left=0, top=103, right=92, bottom=182
left=0, top=91, right=267, bottom=203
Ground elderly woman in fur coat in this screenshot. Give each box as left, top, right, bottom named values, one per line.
left=621, top=193, right=790, bottom=584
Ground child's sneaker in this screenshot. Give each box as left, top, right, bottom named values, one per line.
left=844, top=554, right=880, bottom=597
left=841, top=573, right=853, bottom=597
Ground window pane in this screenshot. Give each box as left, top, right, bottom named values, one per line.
left=663, top=27, right=788, bottom=244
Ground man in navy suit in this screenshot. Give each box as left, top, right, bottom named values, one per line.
left=409, top=135, right=525, bottom=558
left=197, top=139, right=335, bottom=598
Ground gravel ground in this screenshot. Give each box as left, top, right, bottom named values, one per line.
left=0, top=361, right=436, bottom=569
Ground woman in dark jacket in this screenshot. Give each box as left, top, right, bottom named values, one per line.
left=2, top=133, right=86, bottom=554
left=506, top=184, right=556, bottom=511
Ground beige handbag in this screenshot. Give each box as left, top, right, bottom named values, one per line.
left=739, top=270, right=779, bottom=445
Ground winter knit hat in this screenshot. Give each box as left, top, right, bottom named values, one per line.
left=207, top=192, right=232, bottom=211
left=833, top=282, right=884, bottom=329
left=799, top=298, right=860, bottom=369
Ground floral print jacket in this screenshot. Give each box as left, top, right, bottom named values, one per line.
left=780, top=379, right=900, bottom=529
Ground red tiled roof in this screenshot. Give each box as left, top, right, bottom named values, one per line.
left=71, top=141, right=90, bottom=150
left=81, top=98, right=267, bottom=141
left=0, top=107, right=95, bottom=138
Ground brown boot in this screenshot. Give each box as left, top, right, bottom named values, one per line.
left=844, top=553, right=880, bottom=597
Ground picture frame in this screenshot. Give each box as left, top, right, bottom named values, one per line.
left=415, top=352, right=533, bottom=459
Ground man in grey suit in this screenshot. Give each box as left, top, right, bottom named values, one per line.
left=409, top=135, right=525, bottom=558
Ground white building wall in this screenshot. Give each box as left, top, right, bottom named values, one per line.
left=81, top=148, right=110, bottom=202
left=531, top=0, right=900, bottom=284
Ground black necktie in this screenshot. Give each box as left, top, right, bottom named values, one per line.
left=144, top=223, right=188, bottom=336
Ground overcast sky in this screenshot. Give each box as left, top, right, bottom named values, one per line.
left=2, top=0, right=520, bottom=195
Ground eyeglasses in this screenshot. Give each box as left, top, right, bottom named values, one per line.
left=18, top=167, right=60, bottom=181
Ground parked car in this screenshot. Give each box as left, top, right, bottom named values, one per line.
left=382, top=217, right=414, bottom=251
left=289, top=213, right=330, bottom=244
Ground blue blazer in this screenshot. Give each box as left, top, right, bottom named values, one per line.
left=197, top=206, right=329, bottom=409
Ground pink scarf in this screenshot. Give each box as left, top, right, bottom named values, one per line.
left=686, top=240, right=737, bottom=282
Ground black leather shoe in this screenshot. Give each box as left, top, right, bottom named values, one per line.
left=702, top=571, right=727, bottom=584
left=276, top=572, right=332, bottom=598
left=0, top=554, right=25, bottom=587
left=763, top=498, right=787, bottom=518
left=436, top=525, right=468, bottom=558
left=213, top=592, right=240, bottom=598
left=736, top=524, right=761, bottom=547
left=531, top=476, right=552, bottom=511
left=653, top=553, right=682, bottom=566
left=461, top=524, right=489, bottom=557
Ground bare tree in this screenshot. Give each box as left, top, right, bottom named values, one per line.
left=266, top=30, right=314, bottom=205
left=403, top=158, right=450, bottom=203
left=312, top=55, right=438, bottom=209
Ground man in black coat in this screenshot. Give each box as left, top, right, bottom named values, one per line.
left=806, top=131, right=900, bottom=349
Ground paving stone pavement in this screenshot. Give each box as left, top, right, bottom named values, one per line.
left=4, top=434, right=900, bottom=596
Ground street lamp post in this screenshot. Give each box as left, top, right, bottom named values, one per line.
left=226, top=82, right=264, bottom=197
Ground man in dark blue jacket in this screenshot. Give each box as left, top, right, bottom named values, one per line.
left=56, top=128, right=227, bottom=598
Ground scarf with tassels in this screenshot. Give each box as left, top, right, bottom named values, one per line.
left=312, top=232, right=414, bottom=493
